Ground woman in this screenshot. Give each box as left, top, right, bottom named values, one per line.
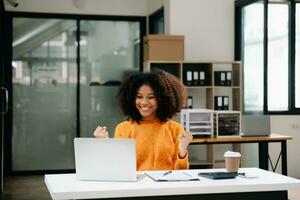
left=94, top=69, right=193, bottom=171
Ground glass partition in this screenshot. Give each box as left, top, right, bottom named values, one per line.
left=79, top=20, right=140, bottom=137
left=12, top=18, right=77, bottom=170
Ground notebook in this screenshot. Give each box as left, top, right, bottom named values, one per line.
left=74, top=138, right=137, bottom=181
left=241, top=115, right=271, bottom=137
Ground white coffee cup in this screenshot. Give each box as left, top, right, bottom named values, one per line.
left=224, top=151, right=241, bottom=172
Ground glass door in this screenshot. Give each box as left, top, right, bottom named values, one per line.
left=12, top=18, right=77, bottom=170
left=79, top=20, right=141, bottom=137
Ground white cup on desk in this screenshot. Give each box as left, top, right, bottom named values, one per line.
left=224, top=151, right=241, bottom=172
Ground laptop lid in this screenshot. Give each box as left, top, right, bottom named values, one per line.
left=74, top=138, right=137, bottom=181
left=241, top=115, right=271, bottom=137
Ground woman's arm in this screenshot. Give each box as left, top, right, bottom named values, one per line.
left=173, top=126, right=193, bottom=169
left=178, top=131, right=193, bottom=158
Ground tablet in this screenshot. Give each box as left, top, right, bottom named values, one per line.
left=198, top=172, right=238, bottom=179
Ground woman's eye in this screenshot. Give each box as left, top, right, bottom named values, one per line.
left=136, top=95, right=143, bottom=99
left=148, top=96, right=156, bottom=99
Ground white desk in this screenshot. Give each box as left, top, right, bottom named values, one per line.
left=45, top=168, right=300, bottom=200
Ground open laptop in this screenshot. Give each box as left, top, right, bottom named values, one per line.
left=241, top=115, right=271, bottom=137
left=74, top=138, right=137, bottom=181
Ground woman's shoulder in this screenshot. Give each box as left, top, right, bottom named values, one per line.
left=116, top=120, right=135, bottom=129
left=114, top=120, right=135, bottom=138
left=164, top=119, right=184, bottom=129
left=163, top=120, right=184, bottom=138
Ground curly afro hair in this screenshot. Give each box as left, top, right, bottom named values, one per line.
left=117, top=69, right=187, bottom=122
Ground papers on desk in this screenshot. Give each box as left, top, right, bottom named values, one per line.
left=146, top=171, right=200, bottom=182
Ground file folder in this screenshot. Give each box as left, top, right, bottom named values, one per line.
left=187, top=96, right=193, bottom=108
left=193, top=71, right=199, bottom=86
left=199, top=71, right=205, bottom=86
left=214, top=96, right=230, bottom=110
left=215, top=96, right=223, bottom=110
left=184, top=70, right=192, bottom=86
left=226, top=71, right=232, bottom=86
left=223, top=96, right=229, bottom=110
left=214, top=71, right=226, bottom=86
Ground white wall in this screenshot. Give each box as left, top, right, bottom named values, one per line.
left=166, top=0, right=235, bottom=61
left=270, top=116, right=300, bottom=178
left=147, top=0, right=163, bottom=15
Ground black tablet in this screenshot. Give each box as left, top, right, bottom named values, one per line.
left=198, top=172, right=238, bottom=179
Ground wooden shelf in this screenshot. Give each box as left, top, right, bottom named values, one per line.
left=214, top=160, right=226, bottom=163
left=189, top=161, right=214, bottom=166
left=185, top=86, right=213, bottom=89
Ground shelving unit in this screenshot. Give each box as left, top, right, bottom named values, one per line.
left=147, top=61, right=182, bottom=78
left=144, top=61, right=242, bottom=111
left=143, top=60, right=243, bottom=169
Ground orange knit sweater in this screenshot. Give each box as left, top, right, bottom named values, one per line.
left=114, top=119, right=189, bottom=171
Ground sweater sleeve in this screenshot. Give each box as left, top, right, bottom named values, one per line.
left=173, top=124, right=189, bottom=170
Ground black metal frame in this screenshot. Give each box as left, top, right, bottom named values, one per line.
left=235, top=0, right=300, bottom=114
left=258, top=140, right=287, bottom=175
left=149, top=7, right=164, bottom=34
left=0, top=0, right=5, bottom=193
left=1, top=11, right=146, bottom=175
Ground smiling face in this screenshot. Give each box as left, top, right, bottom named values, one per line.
left=135, top=84, right=158, bottom=121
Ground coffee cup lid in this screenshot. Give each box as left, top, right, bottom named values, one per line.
left=224, top=150, right=241, bottom=157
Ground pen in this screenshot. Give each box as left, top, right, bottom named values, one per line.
left=163, top=170, right=172, bottom=176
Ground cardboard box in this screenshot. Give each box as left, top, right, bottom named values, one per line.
left=143, top=35, right=184, bottom=61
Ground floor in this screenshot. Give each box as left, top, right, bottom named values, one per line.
left=0, top=176, right=299, bottom=200
left=1, top=176, right=51, bottom=200
left=289, top=189, right=300, bottom=200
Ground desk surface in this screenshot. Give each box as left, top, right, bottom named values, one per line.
left=45, top=168, right=300, bottom=200
left=191, top=133, right=292, bottom=144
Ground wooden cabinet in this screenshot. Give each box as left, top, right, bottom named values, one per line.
left=143, top=60, right=243, bottom=169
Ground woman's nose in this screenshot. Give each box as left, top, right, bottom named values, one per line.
left=140, top=98, right=148, bottom=104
